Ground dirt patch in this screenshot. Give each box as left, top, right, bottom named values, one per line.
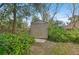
left=30, top=41, right=79, bottom=55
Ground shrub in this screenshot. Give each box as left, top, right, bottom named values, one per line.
left=48, top=23, right=79, bottom=43
left=48, top=25, right=70, bottom=42
left=0, top=32, right=34, bottom=55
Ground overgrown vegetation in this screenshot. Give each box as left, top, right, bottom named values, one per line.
left=0, top=32, right=34, bottom=55
left=48, top=21, right=79, bottom=43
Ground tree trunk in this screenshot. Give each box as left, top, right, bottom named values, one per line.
left=72, top=4, right=76, bottom=29
left=12, top=3, right=17, bottom=33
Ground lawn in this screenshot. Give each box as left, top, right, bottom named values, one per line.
left=30, top=41, right=79, bottom=55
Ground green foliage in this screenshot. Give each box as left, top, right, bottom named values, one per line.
left=48, top=21, right=79, bottom=43
left=0, top=32, right=34, bottom=55
left=66, top=29, right=79, bottom=43
left=48, top=25, right=69, bottom=42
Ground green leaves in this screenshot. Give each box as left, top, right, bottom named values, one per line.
left=48, top=21, right=79, bottom=43
left=0, top=32, right=34, bottom=55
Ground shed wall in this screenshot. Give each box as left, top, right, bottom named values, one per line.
left=31, top=23, right=48, bottom=39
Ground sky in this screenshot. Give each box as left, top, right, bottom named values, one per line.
left=52, top=3, right=79, bottom=24
left=55, top=3, right=72, bottom=24
left=0, top=3, right=79, bottom=26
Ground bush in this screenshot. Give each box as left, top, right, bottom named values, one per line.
left=48, top=23, right=79, bottom=43
left=48, top=25, right=70, bottom=42
left=0, top=32, right=34, bottom=55
left=69, top=29, right=79, bottom=43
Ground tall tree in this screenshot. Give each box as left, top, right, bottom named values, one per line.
left=51, top=4, right=61, bottom=20
left=31, top=3, right=51, bottom=22
left=12, top=3, right=17, bottom=33
left=0, top=3, right=31, bottom=32
left=31, top=3, right=62, bottom=22
left=0, top=3, right=4, bottom=8
left=67, top=3, right=79, bottom=28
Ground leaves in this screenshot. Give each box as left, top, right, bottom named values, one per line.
left=0, top=32, right=34, bottom=55
left=48, top=21, right=79, bottom=43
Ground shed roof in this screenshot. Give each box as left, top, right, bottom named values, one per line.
left=32, top=20, right=47, bottom=24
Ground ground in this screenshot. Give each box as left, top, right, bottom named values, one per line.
left=30, top=41, right=79, bottom=55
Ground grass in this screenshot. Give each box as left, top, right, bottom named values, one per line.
left=51, top=43, right=73, bottom=54
left=31, top=41, right=79, bottom=55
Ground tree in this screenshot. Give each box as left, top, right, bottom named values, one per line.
left=32, top=16, right=40, bottom=22
left=50, top=4, right=61, bottom=20
left=0, top=3, right=4, bottom=8
left=67, top=4, right=79, bottom=28
left=31, top=3, right=51, bottom=22
left=12, top=3, right=17, bottom=33
left=31, top=3, right=62, bottom=22
left=0, top=3, right=31, bottom=33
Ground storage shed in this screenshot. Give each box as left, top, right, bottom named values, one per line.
left=30, top=20, right=48, bottom=41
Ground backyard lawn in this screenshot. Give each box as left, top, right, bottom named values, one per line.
left=31, top=41, right=79, bottom=55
